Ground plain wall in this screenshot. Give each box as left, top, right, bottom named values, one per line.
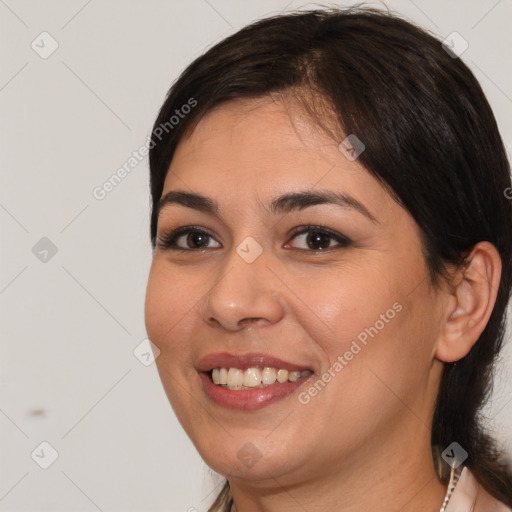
left=1, top=0, right=511, bottom=510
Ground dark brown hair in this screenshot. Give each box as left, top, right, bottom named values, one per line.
left=148, top=7, right=512, bottom=509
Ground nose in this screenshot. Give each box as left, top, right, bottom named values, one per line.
left=200, top=246, right=285, bottom=332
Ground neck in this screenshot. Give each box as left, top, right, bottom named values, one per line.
left=228, top=422, right=447, bottom=512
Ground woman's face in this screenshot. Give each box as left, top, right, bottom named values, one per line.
left=145, top=97, right=446, bottom=485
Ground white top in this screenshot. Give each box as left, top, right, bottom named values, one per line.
left=445, top=467, right=511, bottom=512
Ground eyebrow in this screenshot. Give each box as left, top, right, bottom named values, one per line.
left=158, top=190, right=377, bottom=223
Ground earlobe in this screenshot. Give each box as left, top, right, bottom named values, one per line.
left=435, top=241, right=502, bottom=363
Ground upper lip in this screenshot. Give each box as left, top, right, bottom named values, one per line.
left=196, top=352, right=313, bottom=372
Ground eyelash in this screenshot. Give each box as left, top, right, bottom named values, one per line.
left=156, top=225, right=352, bottom=252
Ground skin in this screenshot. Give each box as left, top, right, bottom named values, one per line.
left=145, top=96, right=501, bottom=511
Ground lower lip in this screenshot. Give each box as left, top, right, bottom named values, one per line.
left=199, top=372, right=312, bottom=411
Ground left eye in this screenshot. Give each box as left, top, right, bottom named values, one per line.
left=285, top=227, right=351, bottom=251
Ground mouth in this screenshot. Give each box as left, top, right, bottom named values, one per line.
left=196, top=352, right=314, bottom=410
left=210, top=367, right=313, bottom=390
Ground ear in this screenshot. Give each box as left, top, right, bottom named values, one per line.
left=435, top=241, right=502, bottom=363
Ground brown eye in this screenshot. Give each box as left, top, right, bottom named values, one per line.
left=286, top=226, right=352, bottom=251
left=184, top=231, right=210, bottom=249
left=305, top=231, right=332, bottom=250
left=157, top=227, right=221, bottom=251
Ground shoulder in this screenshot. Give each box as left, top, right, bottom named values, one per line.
left=445, top=467, right=512, bottom=512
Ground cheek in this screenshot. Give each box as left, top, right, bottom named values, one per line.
left=144, top=265, right=170, bottom=348
left=144, top=262, right=198, bottom=367
left=290, top=262, right=402, bottom=357
left=145, top=264, right=205, bottom=422
left=292, top=256, right=435, bottom=418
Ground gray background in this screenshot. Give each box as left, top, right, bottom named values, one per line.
left=1, top=0, right=511, bottom=510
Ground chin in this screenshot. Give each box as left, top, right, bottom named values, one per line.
left=193, top=433, right=307, bottom=483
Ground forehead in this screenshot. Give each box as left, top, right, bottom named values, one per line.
left=162, top=97, right=392, bottom=217
left=173, top=96, right=337, bottom=162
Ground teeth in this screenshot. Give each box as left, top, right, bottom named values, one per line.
left=243, top=367, right=262, bottom=387
left=227, top=368, right=244, bottom=389
left=210, top=367, right=312, bottom=390
left=262, top=367, right=276, bottom=385
left=288, top=371, right=301, bottom=382
left=276, top=369, right=289, bottom=383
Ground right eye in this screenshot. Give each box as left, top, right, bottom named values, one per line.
left=157, top=226, right=222, bottom=251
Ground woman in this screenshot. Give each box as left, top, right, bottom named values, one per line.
left=144, top=7, right=512, bottom=511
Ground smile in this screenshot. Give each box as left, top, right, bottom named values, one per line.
left=197, top=352, right=315, bottom=410
left=211, top=367, right=313, bottom=390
